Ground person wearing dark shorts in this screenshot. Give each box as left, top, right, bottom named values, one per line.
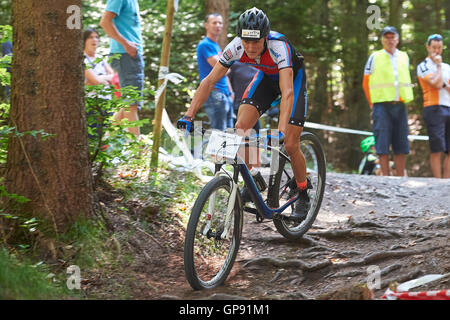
left=417, top=34, right=450, bottom=178
left=362, top=26, right=414, bottom=176
left=178, top=8, right=311, bottom=222
left=100, top=0, right=145, bottom=138
left=371, top=102, right=410, bottom=156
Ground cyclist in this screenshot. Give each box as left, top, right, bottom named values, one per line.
left=178, top=7, right=310, bottom=222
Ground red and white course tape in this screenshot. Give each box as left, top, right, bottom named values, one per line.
left=382, top=289, right=450, bottom=300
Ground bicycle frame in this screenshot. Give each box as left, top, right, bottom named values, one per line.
left=238, top=160, right=299, bottom=218
left=213, top=151, right=299, bottom=240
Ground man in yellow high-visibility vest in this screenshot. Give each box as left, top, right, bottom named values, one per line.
left=362, top=26, right=413, bottom=176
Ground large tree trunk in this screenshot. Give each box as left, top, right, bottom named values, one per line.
left=434, top=0, right=442, bottom=34
left=205, top=0, right=229, bottom=48
left=389, top=0, right=404, bottom=41
left=4, top=0, right=94, bottom=235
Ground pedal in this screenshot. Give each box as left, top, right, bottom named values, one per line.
left=243, top=206, right=258, bottom=215
left=243, top=207, right=264, bottom=223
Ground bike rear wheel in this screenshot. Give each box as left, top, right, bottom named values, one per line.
left=270, top=132, right=326, bottom=240
left=184, top=175, right=243, bottom=290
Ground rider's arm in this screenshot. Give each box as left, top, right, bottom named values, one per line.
left=207, top=55, right=220, bottom=67
left=185, top=62, right=229, bottom=118
left=278, top=68, right=294, bottom=134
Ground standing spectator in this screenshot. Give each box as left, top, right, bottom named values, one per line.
left=84, top=29, right=114, bottom=87
left=228, top=61, right=260, bottom=131
left=417, top=34, right=450, bottom=179
left=83, top=28, right=115, bottom=140
left=362, top=26, right=413, bottom=176
left=196, top=13, right=234, bottom=131
left=1, top=40, right=12, bottom=99
left=100, top=0, right=144, bottom=138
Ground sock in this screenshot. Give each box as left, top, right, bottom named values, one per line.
left=296, top=179, right=307, bottom=191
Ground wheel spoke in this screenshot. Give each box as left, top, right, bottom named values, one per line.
left=184, top=176, right=242, bottom=290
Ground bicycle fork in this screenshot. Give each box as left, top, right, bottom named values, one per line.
left=202, top=170, right=238, bottom=241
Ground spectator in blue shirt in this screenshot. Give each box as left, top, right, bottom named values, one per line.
left=195, top=13, right=234, bottom=131
left=100, top=0, right=144, bottom=138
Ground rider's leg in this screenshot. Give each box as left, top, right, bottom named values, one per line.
left=285, top=124, right=310, bottom=221
left=283, top=67, right=309, bottom=221
left=235, top=104, right=262, bottom=204
left=284, top=124, right=306, bottom=184
left=235, top=104, right=260, bottom=168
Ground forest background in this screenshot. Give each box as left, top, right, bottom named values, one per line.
left=1, top=0, right=450, bottom=176
left=0, top=0, right=449, bottom=300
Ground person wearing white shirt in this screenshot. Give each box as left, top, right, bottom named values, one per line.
left=417, top=34, right=450, bottom=178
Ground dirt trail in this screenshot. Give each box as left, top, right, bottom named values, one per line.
left=87, top=172, right=450, bottom=300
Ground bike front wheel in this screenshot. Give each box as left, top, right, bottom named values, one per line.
left=270, top=131, right=326, bottom=240
left=184, top=175, right=243, bottom=290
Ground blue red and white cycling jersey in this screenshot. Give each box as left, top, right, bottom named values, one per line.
left=218, top=31, right=308, bottom=127
left=219, top=31, right=304, bottom=80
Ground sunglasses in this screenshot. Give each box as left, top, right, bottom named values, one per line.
left=427, top=34, right=443, bottom=45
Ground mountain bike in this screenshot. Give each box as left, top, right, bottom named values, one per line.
left=183, top=129, right=326, bottom=290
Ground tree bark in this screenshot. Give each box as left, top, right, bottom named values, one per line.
left=434, top=0, right=442, bottom=34
left=205, top=0, right=229, bottom=48
left=4, top=0, right=94, bottom=235
left=389, top=0, right=403, bottom=35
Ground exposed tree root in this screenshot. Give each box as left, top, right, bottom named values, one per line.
left=335, top=246, right=442, bottom=268
left=380, top=263, right=402, bottom=276
left=135, top=226, right=166, bottom=250
left=308, top=228, right=403, bottom=239
left=243, top=257, right=332, bottom=272
left=245, top=234, right=325, bottom=248
left=380, top=268, right=423, bottom=289
left=348, top=221, right=386, bottom=229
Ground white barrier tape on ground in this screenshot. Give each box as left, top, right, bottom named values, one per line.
left=382, top=289, right=450, bottom=300
left=381, top=274, right=450, bottom=300
left=161, top=110, right=214, bottom=182
left=155, top=69, right=214, bottom=181
left=304, top=121, right=429, bottom=141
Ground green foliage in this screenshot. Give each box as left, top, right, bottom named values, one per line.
left=0, top=24, right=11, bottom=42
left=57, top=217, right=112, bottom=269
left=0, top=1, right=11, bottom=26
left=0, top=247, right=75, bottom=299
left=84, top=83, right=151, bottom=174
left=139, top=0, right=204, bottom=119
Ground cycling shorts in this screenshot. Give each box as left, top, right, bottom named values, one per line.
left=240, top=68, right=308, bottom=127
